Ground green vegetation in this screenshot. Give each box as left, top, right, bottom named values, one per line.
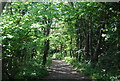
left=63, top=56, right=120, bottom=80
left=1, top=2, right=120, bottom=80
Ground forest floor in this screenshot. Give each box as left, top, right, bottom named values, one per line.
left=42, top=59, right=92, bottom=81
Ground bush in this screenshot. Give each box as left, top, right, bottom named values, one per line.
left=46, top=56, right=52, bottom=67
left=63, top=56, right=120, bottom=80
left=63, top=57, right=77, bottom=65
left=52, top=53, right=64, bottom=59
left=15, top=58, right=48, bottom=80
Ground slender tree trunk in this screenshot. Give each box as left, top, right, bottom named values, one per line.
left=78, top=36, right=82, bottom=61
left=63, top=45, right=67, bottom=57
left=92, top=24, right=105, bottom=65
left=76, top=31, right=79, bottom=59
left=70, top=38, right=72, bottom=57
left=60, top=43, right=63, bottom=55
left=42, top=18, right=51, bottom=65
left=88, top=16, right=93, bottom=60
left=75, top=22, right=80, bottom=60
left=43, top=40, right=50, bottom=65
left=89, top=27, right=93, bottom=60
left=84, top=33, right=89, bottom=60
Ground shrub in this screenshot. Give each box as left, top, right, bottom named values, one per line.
left=15, top=58, right=48, bottom=80
left=52, top=53, right=64, bottom=59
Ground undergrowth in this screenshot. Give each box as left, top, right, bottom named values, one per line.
left=3, top=55, right=52, bottom=80
left=52, top=53, right=120, bottom=81
left=63, top=56, right=120, bottom=81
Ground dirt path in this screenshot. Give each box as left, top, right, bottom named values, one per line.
left=43, top=59, right=92, bottom=81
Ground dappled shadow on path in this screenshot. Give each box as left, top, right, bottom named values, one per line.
left=42, top=59, right=92, bottom=81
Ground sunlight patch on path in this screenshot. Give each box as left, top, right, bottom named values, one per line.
left=43, top=59, right=91, bottom=80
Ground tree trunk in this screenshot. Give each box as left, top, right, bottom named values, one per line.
left=92, top=24, right=105, bottom=65
left=75, top=22, right=80, bottom=60
left=89, top=28, right=93, bottom=60
left=70, top=38, right=72, bottom=57
left=84, top=33, right=89, bottom=60
left=42, top=18, right=51, bottom=65
left=43, top=40, right=50, bottom=65
left=60, top=43, right=63, bottom=55
left=78, top=36, right=83, bottom=62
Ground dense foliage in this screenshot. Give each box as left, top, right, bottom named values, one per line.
left=1, top=2, right=120, bottom=80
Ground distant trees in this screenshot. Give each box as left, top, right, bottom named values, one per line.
left=56, top=2, right=120, bottom=64
left=51, top=2, right=120, bottom=80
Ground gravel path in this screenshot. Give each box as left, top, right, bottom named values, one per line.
left=43, top=59, right=92, bottom=81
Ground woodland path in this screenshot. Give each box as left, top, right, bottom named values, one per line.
left=43, top=59, right=92, bottom=81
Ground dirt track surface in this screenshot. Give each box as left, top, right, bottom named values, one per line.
left=43, top=59, right=92, bottom=81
